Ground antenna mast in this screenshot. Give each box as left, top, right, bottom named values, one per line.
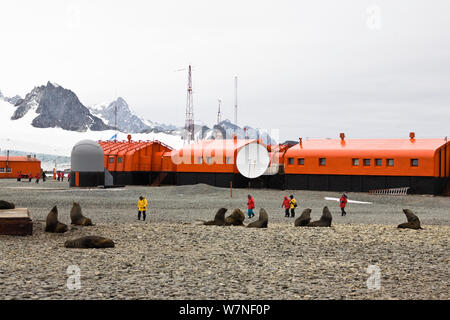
left=185, top=65, right=194, bottom=143
left=234, top=76, right=238, bottom=137
left=114, top=91, right=118, bottom=141
left=217, top=99, right=222, bottom=125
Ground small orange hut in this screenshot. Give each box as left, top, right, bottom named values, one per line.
left=0, top=156, right=41, bottom=179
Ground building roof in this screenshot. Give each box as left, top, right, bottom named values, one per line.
left=0, top=156, right=39, bottom=162
left=171, top=139, right=260, bottom=156
left=285, top=138, right=449, bottom=158
left=99, top=140, right=172, bottom=156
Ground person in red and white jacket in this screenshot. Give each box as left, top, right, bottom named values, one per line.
left=281, top=196, right=290, bottom=217
left=247, top=194, right=255, bottom=219
left=340, top=193, right=348, bottom=216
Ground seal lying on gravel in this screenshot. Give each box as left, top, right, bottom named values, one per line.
left=0, top=200, right=15, bottom=210
left=307, top=206, right=332, bottom=227
left=45, top=206, right=68, bottom=233
left=397, top=209, right=423, bottom=230
left=70, top=202, right=93, bottom=226
left=64, top=236, right=115, bottom=248
left=202, top=208, right=227, bottom=226
left=247, top=208, right=268, bottom=228
left=225, top=209, right=245, bottom=226
left=294, top=208, right=312, bottom=227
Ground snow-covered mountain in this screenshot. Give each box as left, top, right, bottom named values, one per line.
left=90, top=97, right=181, bottom=134
left=0, top=95, right=184, bottom=158
left=0, top=81, right=275, bottom=161
left=90, top=97, right=149, bottom=133
left=11, top=82, right=111, bottom=132
left=200, top=119, right=275, bottom=144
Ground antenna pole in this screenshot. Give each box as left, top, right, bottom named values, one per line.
left=217, top=99, right=222, bottom=125
left=234, top=76, right=238, bottom=135
left=185, top=65, right=194, bottom=143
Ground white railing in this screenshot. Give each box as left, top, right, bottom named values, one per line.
left=368, top=187, right=410, bottom=195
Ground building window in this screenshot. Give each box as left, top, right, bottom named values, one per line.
left=288, top=158, right=294, bottom=165
left=109, top=157, right=114, bottom=163
left=363, top=159, right=371, bottom=166
left=225, top=157, right=233, bottom=164
left=319, top=158, right=326, bottom=166
left=375, top=159, right=382, bottom=166
left=352, top=158, right=359, bottom=166
left=387, top=159, right=394, bottom=166
left=195, top=156, right=203, bottom=164
left=6, top=168, right=11, bottom=173
left=411, top=159, right=419, bottom=167
left=118, top=157, right=123, bottom=163
left=0, top=168, right=4, bottom=173
left=206, top=157, right=213, bottom=164
left=298, top=158, right=304, bottom=165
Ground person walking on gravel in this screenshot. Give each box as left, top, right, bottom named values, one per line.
left=137, top=196, right=148, bottom=221
left=247, top=194, right=255, bottom=219
left=282, top=196, right=290, bottom=217
left=340, top=193, right=348, bottom=216
left=289, top=195, right=297, bottom=218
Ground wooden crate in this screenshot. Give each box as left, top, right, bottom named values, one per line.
left=0, top=208, right=33, bottom=236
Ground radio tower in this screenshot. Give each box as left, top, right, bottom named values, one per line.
left=217, top=99, right=222, bottom=125
left=185, top=65, right=194, bottom=143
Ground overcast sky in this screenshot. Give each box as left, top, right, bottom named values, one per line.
left=0, top=0, right=449, bottom=141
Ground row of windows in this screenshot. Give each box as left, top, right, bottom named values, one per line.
left=109, top=157, right=123, bottom=163
left=195, top=156, right=234, bottom=164
left=0, top=168, right=12, bottom=173
left=287, top=158, right=420, bottom=167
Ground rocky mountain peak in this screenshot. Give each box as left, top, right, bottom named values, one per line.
left=11, top=81, right=111, bottom=132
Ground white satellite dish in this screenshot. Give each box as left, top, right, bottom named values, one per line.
left=236, top=143, right=270, bottom=178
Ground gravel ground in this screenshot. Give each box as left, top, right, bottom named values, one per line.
left=0, top=179, right=449, bottom=300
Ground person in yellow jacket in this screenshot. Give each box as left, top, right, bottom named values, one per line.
left=137, top=196, right=148, bottom=221
left=289, top=194, right=298, bottom=218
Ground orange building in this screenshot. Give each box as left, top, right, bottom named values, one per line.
left=98, top=140, right=173, bottom=185
left=0, top=156, right=41, bottom=179
left=283, top=136, right=449, bottom=194
left=165, top=139, right=280, bottom=187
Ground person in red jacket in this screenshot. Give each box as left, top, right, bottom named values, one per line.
left=247, top=194, right=255, bottom=218
left=281, top=196, right=290, bottom=217
left=340, top=193, right=348, bottom=216
left=28, top=172, right=32, bottom=182
left=57, top=171, right=61, bottom=181
left=35, top=173, right=40, bottom=184
left=17, top=171, right=22, bottom=182
left=61, top=172, right=64, bottom=181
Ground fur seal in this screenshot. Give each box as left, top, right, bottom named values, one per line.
left=64, top=236, right=115, bottom=248
left=294, top=208, right=312, bottom=227
left=397, top=209, right=422, bottom=229
left=0, top=200, right=15, bottom=210
left=307, top=206, right=332, bottom=227
left=203, top=208, right=227, bottom=226
left=45, top=206, right=68, bottom=233
left=247, top=208, right=268, bottom=228
left=70, top=202, right=93, bottom=226
left=224, top=208, right=245, bottom=226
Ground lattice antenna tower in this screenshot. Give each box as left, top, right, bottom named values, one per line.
left=185, top=65, right=194, bottom=143
left=217, top=99, right=222, bottom=125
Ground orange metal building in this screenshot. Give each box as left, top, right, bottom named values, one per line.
left=165, top=139, right=283, bottom=187
left=93, top=135, right=449, bottom=195
left=283, top=136, right=449, bottom=194
left=98, top=140, right=173, bottom=185
left=0, top=156, right=41, bottom=179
